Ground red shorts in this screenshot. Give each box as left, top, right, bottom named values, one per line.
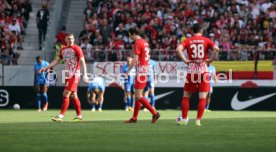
left=184, top=73, right=210, bottom=93
left=65, top=76, right=80, bottom=92
left=134, top=75, right=148, bottom=89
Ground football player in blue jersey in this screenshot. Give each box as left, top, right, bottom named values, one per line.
left=87, top=76, right=105, bottom=112
left=205, top=64, right=217, bottom=112
left=144, top=59, right=157, bottom=111
left=121, top=57, right=136, bottom=111
left=34, top=56, right=49, bottom=112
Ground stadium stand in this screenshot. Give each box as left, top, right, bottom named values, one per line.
left=0, top=0, right=32, bottom=65
left=75, top=0, right=276, bottom=62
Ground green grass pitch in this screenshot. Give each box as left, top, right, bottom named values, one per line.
left=0, top=110, right=275, bottom=152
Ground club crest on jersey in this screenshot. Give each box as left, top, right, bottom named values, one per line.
left=62, top=48, right=76, bottom=59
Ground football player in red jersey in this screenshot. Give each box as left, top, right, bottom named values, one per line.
left=40, top=33, right=89, bottom=122
left=176, top=23, right=219, bottom=126
left=124, top=27, right=160, bottom=123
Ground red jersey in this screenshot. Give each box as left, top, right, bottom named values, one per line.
left=181, top=35, right=215, bottom=73
left=58, top=45, right=84, bottom=78
left=134, top=38, right=150, bottom=74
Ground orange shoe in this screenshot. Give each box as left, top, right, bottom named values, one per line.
left=128, top=107, right=134, bottom=111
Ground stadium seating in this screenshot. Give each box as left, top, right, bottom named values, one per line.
left=0, top=0, right=32, bottom=65
left=73, top=0, right=276, bottom=62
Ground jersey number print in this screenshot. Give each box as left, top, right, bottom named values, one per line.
left=191, top=44, right=204, bottom=59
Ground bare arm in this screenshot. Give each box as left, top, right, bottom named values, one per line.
left=176, top=44, right=190, bottom=64
left=80, top=57, right=89, bottom=83
left=46, top=57, right=61, bottom=69
left=126, top=55, right=139, bottom=74
left=213, top=68, right=218, bottom=83
left=207, top=45, right=219, bottom=63
left=39, top=57, right=61, bottom=73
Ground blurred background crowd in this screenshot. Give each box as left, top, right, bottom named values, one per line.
left=60, top=0, right=276, bottom=62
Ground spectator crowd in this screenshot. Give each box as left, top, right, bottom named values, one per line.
left=75, top=0, right=276, bottom=62
left=0, top=0, right=32, bottom=65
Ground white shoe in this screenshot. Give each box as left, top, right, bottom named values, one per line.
left=91, top=108, right=95, bottom=112
left=196, top=120, right=201, bottom=126
left=143, top=108, right=148, bottom=112
left=98, top=108, right=102, bottom=112
left=177, top=117, right=189, bottom=126
left=125, top=107, right=129, bottom=111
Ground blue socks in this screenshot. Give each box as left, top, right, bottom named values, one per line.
left=131, top=97, right=134, bottom=108
left=206, top=104, right=210, bottom=110
left=126, top=96, right=131, bottom=108
left=150, top=94, right=155, bottom=107
left=36, top=94, right=41, bottom=109
left=99, top=103, right=103, bottom=109
left=42, top=93, right=48, bottom=104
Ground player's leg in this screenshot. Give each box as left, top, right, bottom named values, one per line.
left=52, top=89, right=71, bottom=122
left=196, top=92, right=208, bottom=126
left=71, top=92, right=83, bottom=121
left=144, top=81, right=150, bottom=101
left=42, top=85, right=49, bottom=111
left=35, top=85, right=42, bottom=112
left=130, top=84, right=135, bottom=109
left=143, top=86, right=149, bottom=112
left=125, top=91, right=131, bottom=111
left=178, top=73, right=195, bottom=125
left=196, top=73, right=210, bottom=126
left=149, top=83, right=156, bottom=109
left=124, top=83, right=131, bottom=111
left=90, top=92, right=97, bottom=112
left=178, top=91, right=192, bottom=125
left=125, top=75, right=159, bottom=123
left=97, top=91, right=104, bottom=112
left=205, top=92, right=212, bottom=112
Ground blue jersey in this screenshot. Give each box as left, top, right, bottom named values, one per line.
left=208, top=65, right=216, bottom=85
left=88, top=77, right=105, bottom=92
left=34, top=61, right=49, bottom=81
left=148, top=59, right=156, bottom=82
left=121, top=64, right=135, bottom=84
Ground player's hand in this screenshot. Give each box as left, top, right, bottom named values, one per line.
left=39, top=67, right=47, bottom=73
left=83, top=74, right=89, bottom=83
left=205, top=59, right=213, bottom=64
left=183, top=59, right=190, bottom=65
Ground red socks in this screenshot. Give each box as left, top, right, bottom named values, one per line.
left=181, top=97, right=189, bottom=119
left=132, top=97, right=157, bottom=120
left=60, top=97, right=70, bottom=115
left=139, top=97, right=157, bottom=115
left=60, top=97, right=82, bottom=117
left=197, top=98, right=206, bottom=120
left=72, top=97, right=82, bottom=116
left=132, top=100, right=141, bottom=120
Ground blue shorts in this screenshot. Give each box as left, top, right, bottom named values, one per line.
left=124, top=83, right=134, bottom=93
left=89, top=82, right=105, bottom=92
left=144, top=81, right=154, bottom=92
left=35, top=79, right=48, bottom=86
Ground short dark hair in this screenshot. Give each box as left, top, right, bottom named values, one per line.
left=128, top=27, right=140, bottom=35
left=66, top=32, right=74, bottom=37
left=36, top=56, right=41, bottom=62
left=192, top=23, right=203, bottom=33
